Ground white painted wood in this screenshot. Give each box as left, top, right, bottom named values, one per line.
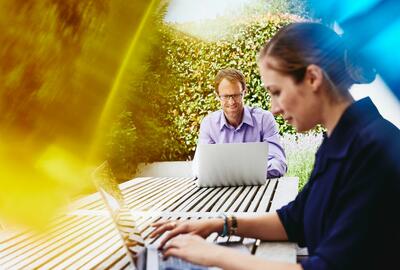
left=5, top=218, right=112, bottom=269
left=0, top=176, right=299, bottom=269
left=256, top=242, right=297, bottom=263
left=256, top=179, right=277, bottom=212
left=135, top=161, right=193, bottom=178
left=270, top=177, right=299, bottom=211
left=236, top=186, right=262, bottom=212
left=253, top=177, right=299, bottom=264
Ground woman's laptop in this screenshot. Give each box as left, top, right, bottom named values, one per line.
left=91, top=161, right=213, bottom=270
left=193, top=142, right=269, bottom=187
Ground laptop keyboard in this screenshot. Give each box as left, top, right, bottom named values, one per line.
left=158, top=250, right=209, bottom=270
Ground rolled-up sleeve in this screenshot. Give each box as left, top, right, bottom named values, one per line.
left=262, top=112, right=287, bottom=178
left=276, top=183, right=309, bottom=247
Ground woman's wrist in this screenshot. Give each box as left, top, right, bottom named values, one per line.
left=216, top=214, right=238, bottom=237
left=214, top=218, right=225, bottom=235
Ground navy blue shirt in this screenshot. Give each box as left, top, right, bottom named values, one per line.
left=277, top=98, right=400, bottom=270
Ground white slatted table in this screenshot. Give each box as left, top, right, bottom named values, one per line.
left=0, top=176, right=298, bottom=269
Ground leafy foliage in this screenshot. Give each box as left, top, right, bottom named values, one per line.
left=282, top=133, right=323, bottom=189
left=108, top=14, right=311, bottom=180
left=160, top=15, right=298, bottom=159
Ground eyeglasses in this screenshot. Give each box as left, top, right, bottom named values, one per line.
left=218, top=93, right=244, bottom=101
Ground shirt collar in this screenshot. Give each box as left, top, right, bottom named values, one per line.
left=311, top=97, right=380, bottom=180
left=219, top=106, right=254, bottom=130
left=322, top=97, right=381, bottom=159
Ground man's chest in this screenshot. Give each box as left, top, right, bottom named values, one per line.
left=212, top=126, right=261, bottom=143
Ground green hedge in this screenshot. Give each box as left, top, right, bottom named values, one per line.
left=107, top=15, right=306, bottom=180
left=161, top=15, right=297, bottom=159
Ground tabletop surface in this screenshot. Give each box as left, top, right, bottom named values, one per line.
left=0, top=176, right=298, bottom=269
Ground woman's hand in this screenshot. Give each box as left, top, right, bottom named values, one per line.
left=150, top=218, right=223, bottom=249
left=163, top=234, right=226, bottom=267
left=162, top=234, right=302, bottom=270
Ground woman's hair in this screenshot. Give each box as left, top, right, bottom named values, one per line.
left=214, top=68, right=246, bottom=94
left=259, top=22, right=376, bottom=95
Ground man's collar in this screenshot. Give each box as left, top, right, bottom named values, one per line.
left=219, top=106, right=254, bottom=130
left=242, top=106, right=254, bottom=127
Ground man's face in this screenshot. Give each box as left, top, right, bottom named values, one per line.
left=217, top=78, right=245, bottom=120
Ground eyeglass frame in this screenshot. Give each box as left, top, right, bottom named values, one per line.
left=217, top=91, right=245, bottom=102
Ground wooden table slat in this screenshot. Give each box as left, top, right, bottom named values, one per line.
left=52, top=234, right=121, bottom=270
left=199, top=186, right=231, bottom=212
left=256, top=179, right=278, bottom=213
left=124, top=177, right=179, bottom=209
left=226, top=186, right=253, bottom=212
left=129, top=178, right=194, bottom=211
left=92, top=246, right=130, bottom=270
left=270, top=177, right=298, bottom=211
left=214, top=186, right=243, bottom=212
left=28, top=222, right=117, bottom=270
left=173, top=188, right=214, bottom=212
left=247, top=184, right=268, bottom=212
left=236, top=185, right=262, bottom=212
left=190, top=187, right=224, bottom=212
left=0, top=215, right=100, bottom=263
left=0, top=176, right=299, bottom=269
left=209, top=187, right=237, bottom=212
left=4, top=218, right=113, bottom=269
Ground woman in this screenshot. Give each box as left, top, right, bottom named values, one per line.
left=150, top=22, right=400, bottom=270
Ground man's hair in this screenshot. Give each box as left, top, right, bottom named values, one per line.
left=214, top=68, right=246, bottom=94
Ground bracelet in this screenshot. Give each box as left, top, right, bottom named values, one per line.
left=229, top=215, right=238, bottom=235
left=218, top=213, right=229, bottom=237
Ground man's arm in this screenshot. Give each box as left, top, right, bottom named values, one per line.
left=262, top=112, right=287, bottom=178
left=198, top=115, right=215, bottom=144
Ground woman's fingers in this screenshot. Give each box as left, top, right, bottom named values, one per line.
left=162, top=247, right=180, bottom=259
left=151, top=220, right=170, bottom=227
left=149, top=220, right=179, bottom=238
left=158, top=225, right=186, bottom=249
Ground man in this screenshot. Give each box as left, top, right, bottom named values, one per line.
left=198, top=68, right=287, bottom=178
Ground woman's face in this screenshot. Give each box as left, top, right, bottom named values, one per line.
left=259, top=59, right=322, bottom=132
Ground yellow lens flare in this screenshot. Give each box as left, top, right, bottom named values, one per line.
left=0, top=0, right=163, bottom=229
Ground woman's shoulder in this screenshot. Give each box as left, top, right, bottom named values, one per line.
left=359, top=116, right=399, bottom=148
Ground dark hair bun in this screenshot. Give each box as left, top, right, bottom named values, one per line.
left=345, top=49, right=376, bottom=84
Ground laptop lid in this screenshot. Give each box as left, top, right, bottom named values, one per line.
left=193, top=142, right=268, bottom=187
left=91, top=161, right=216, bottom=270
left=91, top=161, right=146, bottom=269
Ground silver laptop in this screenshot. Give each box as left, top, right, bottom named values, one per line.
left=91, top=161, right=212, bottom=270
left=193, top=142, right=268, bottom=187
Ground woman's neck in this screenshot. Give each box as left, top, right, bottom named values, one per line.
left=323, top=96, right=353, bottom=137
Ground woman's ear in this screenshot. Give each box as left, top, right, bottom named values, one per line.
left=305, top=64, right=324, bottom=92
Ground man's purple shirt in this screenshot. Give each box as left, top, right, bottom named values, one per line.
left=198, top=106, right=287, bottom=178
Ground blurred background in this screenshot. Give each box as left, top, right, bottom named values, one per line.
left=1, top=0, right=398, bottom=229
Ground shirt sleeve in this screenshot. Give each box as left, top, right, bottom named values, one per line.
left=301, top=140, right=399, bottom=270
left=276, top=182, right=310, bottom=247
left=261, top=112, right=287, bottom=178
left=198, top=116, right=215, bottom=144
